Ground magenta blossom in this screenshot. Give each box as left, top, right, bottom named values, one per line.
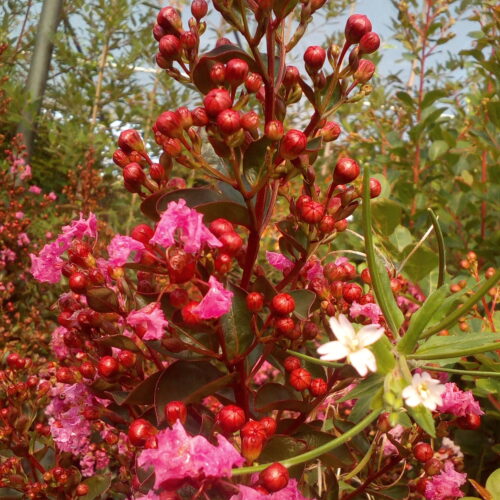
left=230, top=479, right=313, bottom=500
left=266, top=251, right=294, bottom=273
left=50, top=326, right=71, bottom=360
left=29, top=185, right=42, bottom=194
left=17, top=232, right=30, bottom=246
left=138, top=421, right=244, bottom=491
left=349, top=302, right=382, bottom=324
left=305, top=259, right=324, bottom=281
left=30, top=213, right=97, bottom=283
left=425, top=461, right=466, bottom=500
left=107, top=235, right=145, bottom=267
left=437, top=383, right=484, bottom=417
left=150, top=199, right=221, bottom=253
left=192, top=276, right=233, bottom=319
left=15, top=211, right=24, bottom=219
left=127, top=302, right=168, bottom=341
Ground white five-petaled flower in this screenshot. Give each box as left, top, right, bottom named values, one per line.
left=317, top=314, right=384, bottom=377
left=402, top=371, right=446, bottom=411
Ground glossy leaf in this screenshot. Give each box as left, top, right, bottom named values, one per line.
left=289, top=289, right=316, bottom=320
left=96, top=335, right=140, bottom=353
left=156, top=187, right=225, bottom=214
left=220, top=284, right=255, bottom=361
left=196, top=201, right=251, bottom=227
left=79, top=474, right=112, bottom=500
left=243, top=137, right=272, bottom=186
left=254, top=383, right=307, bottom=413
left=429, top=140, right=449, bottom=160
left=485, top=468, right=500, bottom=499
left=118, top=370, right=163, bottom=406
left=140, top=190, right=167, bottom=221
left=86, top=287, right=120, bottom=313
left=260, top=436, right=307, bottom=463
left=338, top=374, right=384, bottom=403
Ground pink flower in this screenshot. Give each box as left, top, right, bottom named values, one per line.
left=231, top=479, right=313, bottom=499
left=127, top=303, right=168, bottom=341
left=305, top=259, right=324, bottom=281
left=30, top=213, right=97, bottom=283
left=266, top=251, right=293, bottom=273
left=150, top=199, right=221, bottom=253
left=20, top=164, right=32, bottom=180
left=107, top=235, right=145, bottom=267
left=48, top=191, right=57, bottom=200
left=137, top=421, right=244, bottom=490
left=15, top=211, right=24, bottom=219
left=349, top=302, right=382, bottom=324
left=50, top=326, right=71, bottom=360
left=334, top=257, right=348, bottom=266
left=382, top=425, right=404, bottom=456
left=437, top=383, right=483, bottom=417
left=425, top=461, right=466, bottom=500
left=29, top=185, right=42, bottom=194
left=192, top=276, right=233, bottom=319
left=17, top=232, right=30, bottom=246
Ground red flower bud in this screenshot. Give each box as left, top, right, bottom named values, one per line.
left=225, top=58, right=249, bottom=86
left=177, top=106, right=193, bottom=129
left=79, top=361, right=95, bottom=379
left=150, top=163, right=165, bottom=181
left=156, top=111, right=183, bottom=138
left=283, top=65, right=300, bottom=87
left=112, top=149, right=130, bottom=168
left=118, top=129, right=145, bottom=154
left=246, top=292, right=264, bottom=313
left=218, top=405, right=246, bottom=433
left=333, top=157, right=360, bottom=185
left=123, top=162, right=146, bottom=187
left=259, top=463, right=289, bottom=492
left=169, top=288, right=189, bottom=309
left=215, top=253, right=233, bottom=274
left=157, top=6, right=182, bottom=31
left=354, top=59, right=375, bottom=83
left=210, top=62, right=226, bottom=84
left=180, top=31, right=197, bottom=49
left=259, top=418, right=276, bottom=439
left=245, top=72, right=263, bottom=93
left=265, top=120, right=284, bottom=141
left=98, top=356, right=119, bottom=378
left=156, top=52, right=171, bottom=69
left=310, top=378, right=328, bottom=397
left=76, top=484, right=89, bottom=496
left=289, top=368, right=311, bottom=391
left=241, top=111, right=260, bottom=132
left=192, top=107, right=209, bottom=126
left=457, top=413, right=481, bottom=430
left=424, top=458, right=443, bottom=476
left=69, top=272, right=88, bottom=294
left=191, top=0, right=208, bottom=20
left=131, top=224, right=154, bottom=244
left=203, top=88, right=233, bottom=117
left=153, top=23, right=166, bottom=42
left=279, top=129, right=307, bottom=160
left=335, top=219, right=348, bottom=232
left=242, top=434, right=263, bottom=464
left=296, top=194, right=312, bottom=210
left=181, top=301, right=201, bottom=326
left=369, top=177, right=382, bottom=198
left=219, top=231, right=243, bottom=255
left=118, top=350, right=136, bottom=368
left=361, top=268, right=372, bottom=284
left=319, top=215, right=336, bottom=233
left=56, top=367, right=75, bottom=384
left=359, top=32, right=380, bottom=54
left=216, top=37, right=233, bottom=47
left=164, top=401, right=187, bottom=426
left=271, top=293, right=295, bottom=315
left=166, top=247, right=196, bottom=283
left=342, top=282, right=363, bottom=303
left=303, top=321, right=319, bottom=340
left=345, top=14, right=372, bottom=45
left=159, top=35, right=180, bottom=59
left=217, top=109, right=241, bottom=134
left=128, top=418, right=156, bottom=447
left=274, top=316, right=295, bottom=336
left=241, top=420, right=267, bottom=440
left=209, top=218, right=234, bottom=237
left=320, top=121, right=341, bottom=142
left=298, top=200, right=325, bottom=224
left=413, top=442, right=434, bottom=462
left=304, top=46, right=326, bottom=71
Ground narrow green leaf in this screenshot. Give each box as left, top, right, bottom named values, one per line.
left=362, top=169, right=404, bottom=337
left=397, top=286, right=448, bottom=355
left=371, top=336, right=396, bottom=374
left=427, top=209, right=446, bottom=288
left=407, top=405, right=436, bottom=437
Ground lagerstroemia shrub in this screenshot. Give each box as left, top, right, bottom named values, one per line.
left=2, top=1, right=499, bottom=499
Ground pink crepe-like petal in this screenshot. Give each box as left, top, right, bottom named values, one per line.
left=127, top=303, right=168, bottom=340
left=107, top=235, right=145, bottom=267
left=192, top=276, right=233, bottom=319
left=266, top=251, right=294, bottom=272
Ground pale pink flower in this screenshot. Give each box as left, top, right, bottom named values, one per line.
left=402, top=372, right=446, bottom=411
left=1, top=249, right=16, bottom=262
left=425, top=461, right=466, bottom=500
left=382, top=425, right=405, bottom=456
left=48, top=191, right=57, bottom=200
left=230, top=479, right=313, bottom=499
left=20, top=164, right=32, bottom=180
left=334, top=257, right=348, bottom=266
left=50, top=326, right=71, bottom=360
left=317, top=314, right=384, bottom=376
left=305, top=259, right=324, bottom=281
left=150, top=199, right=221, bottom=253
left=349, top=302, right=382, bottom=324
left=437, top=383, right=483, bottom=417
left=127, top=302, right=168, bottom=341
left=15, top=211, right=24, bottom=219
left=29, top=185, right=42, bottom=194
left=17, top=232, right=30, bottom=246
left=107, top=235, right=145, bottom=267
left=137, top=421, right=244, bottom=490
left=266, top=251, right=293, bottom=273
left=192, top=276, right=233, bottom=319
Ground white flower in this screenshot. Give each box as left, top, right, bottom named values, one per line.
left=317, top=314, right=384, bottom=376
left=402, top=371, right=446, bottom=411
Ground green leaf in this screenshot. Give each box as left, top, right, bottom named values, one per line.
left=273, top=0, right=299, bottom=18
left=243, top=137, right=272, bottom=186
left=289, top=289, right=316, bottom=320
left=389, top=225, right=414, bottom=253
left=118, top=370, right=163, bottom=406
left=421, top=89, right=447, bottom=109
left=254, top=383, right=307, bottom=413
left=79, top=474, right=112, bottom=500
left=86, top=287, right=120, bottom=313
left=407, top=405, right=435, bottom=437
left=371, top=336, right=396, bottom=374
left=154, top=360, right=224, bottom=422
left=338, top=374, right=384, bottom=402
left=409, top=332, right=500, bottom=360
left=371, top=198, right=403, bottom=235
left=396, top=91, right=414, bottom=108
left=96, top=335, right=140, bottom=353
left=429, top=140, right=449, bottom=161
left=485, top=468, right=500, bottom=499
left=397, top=286, right=448, bottom=355
left=156, top=187, right=225, bottom=214
left=400, top=244, right=438, bottom=282
left=220, top=284, right=255, bottom=361
left=196, top=201, right=251, bottom=227
left=260, top=436, right=307, bottom=463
